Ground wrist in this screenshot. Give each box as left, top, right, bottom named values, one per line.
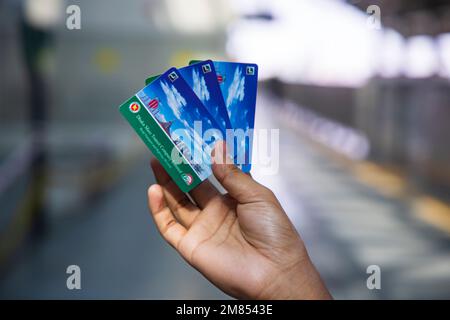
left=287, top=258, right=332, bottom=300
left=259, top=256, right=332, bottom=300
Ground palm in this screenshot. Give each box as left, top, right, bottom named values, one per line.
left=149, top=159, right=307, bottom=299
left=180, top=197, right=278, bottom=298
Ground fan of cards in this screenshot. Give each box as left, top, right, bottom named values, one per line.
left=119, top=60, right=258, bottom=192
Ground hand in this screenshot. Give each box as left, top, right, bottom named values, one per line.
left=147, top=141, right=331, bottom=299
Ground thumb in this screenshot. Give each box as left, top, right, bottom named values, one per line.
left=211, top=141, right=269, bottom=204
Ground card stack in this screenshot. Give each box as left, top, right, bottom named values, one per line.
left=119, top=60, right=258, bottom=192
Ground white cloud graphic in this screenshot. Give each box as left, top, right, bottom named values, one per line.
left=226, top=67, right=245, bottom=108
left=192, top=69, right=210, bottom=102
left=160, top=81, right=187, bottom=120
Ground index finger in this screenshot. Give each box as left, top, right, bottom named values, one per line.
left=150, top=158, right=200, bottom=227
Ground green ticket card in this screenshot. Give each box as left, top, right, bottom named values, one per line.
left=120, top=67, right=221, bottom=193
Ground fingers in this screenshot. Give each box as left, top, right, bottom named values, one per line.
left=212, top=141, right=272, bottom=204
left=189, top=179, right=220, bottom=208
left=148, top=184, right=187, bottom=250
left=150, top=158, right=200, bottom=227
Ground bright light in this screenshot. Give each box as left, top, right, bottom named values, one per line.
left=165, top=0, right=231, bottom=34
left=378, top=29, right=406, bottom=78
left=226, top=0, right=381, bottom=87
left=437, top=33, right=450, bottom=78
left=229, top=0, right=267, bottom=14
left=404, top=35, right=439, bottom=78
left=25, top=0, right=62, bottom=28
left=165, top=0, right=215, bottom=33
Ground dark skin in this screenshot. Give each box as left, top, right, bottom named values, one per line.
left=148, top=141, right=331, bottom=299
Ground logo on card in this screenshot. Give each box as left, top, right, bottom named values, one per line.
left=129, top=102, right=140, bottom=113
left=148, top=98, right=159, bottom=109
left=168, top=71, right=178, bottom=82
left=246, top=66, right=255, bottom=75
left=181, top=173, right=193, bottom=186
left=217, top=74, right=224, bottom=84
left=202, top=64, right=212, bottom=74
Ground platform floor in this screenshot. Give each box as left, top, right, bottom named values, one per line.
left=0, top=92, right=449, bottom=299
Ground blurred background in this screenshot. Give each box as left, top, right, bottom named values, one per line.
left=1, top=0, right=450, bottom=299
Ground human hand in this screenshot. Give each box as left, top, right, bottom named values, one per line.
left=147, top=141, right=331, bottom=299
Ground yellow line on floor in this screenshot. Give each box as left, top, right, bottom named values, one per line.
left=351, top=161, right=450, bottom=234
left=352, top=161, right=407, bottom=198
left=413, top=196, right=450, bottom=234
left=283, top=115, right=450, bottom=234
